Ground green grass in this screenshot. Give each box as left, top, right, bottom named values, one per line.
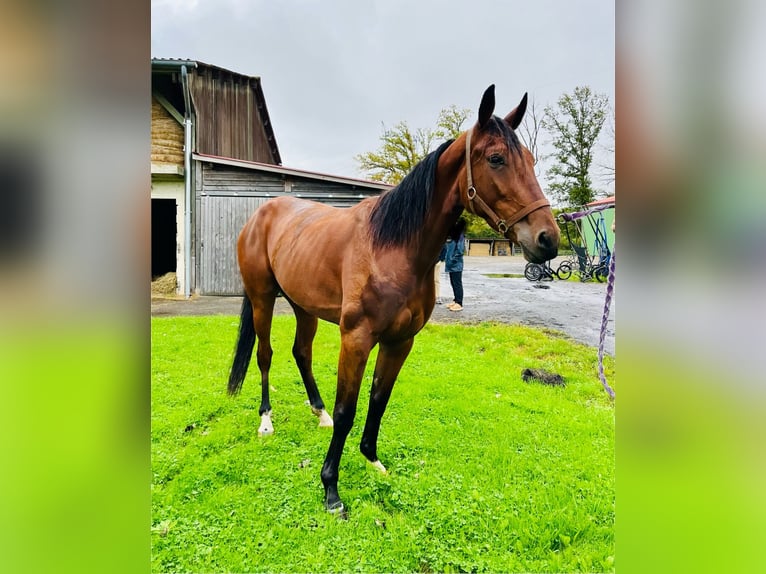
left=152, top=316, right=615, bottom=573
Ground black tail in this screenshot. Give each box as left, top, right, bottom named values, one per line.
left=228, top=294, right=255, bottom=395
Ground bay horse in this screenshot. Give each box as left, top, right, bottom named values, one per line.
left=228, top=85, right=559, bottom=516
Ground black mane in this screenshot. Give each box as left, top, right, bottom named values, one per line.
left=369, top=139, right=453, bottom=248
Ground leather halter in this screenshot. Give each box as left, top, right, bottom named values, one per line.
left=464, top=127, right=550, bottom=234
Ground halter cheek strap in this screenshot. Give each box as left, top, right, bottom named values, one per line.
left=464, top=128, right=550, bottom=234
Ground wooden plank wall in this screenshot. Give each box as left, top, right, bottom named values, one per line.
left=196, top=163, right=381, bottom=294
left=201, top=163, right=378, bottom=205
left=198, top=195, right=267, bottom=295
left=189, top=70, right=276, bottom=164
left=201, top=165, right=284, bottom=195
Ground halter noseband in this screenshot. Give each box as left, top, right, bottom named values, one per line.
left=464, top=128, right=550, bottom=234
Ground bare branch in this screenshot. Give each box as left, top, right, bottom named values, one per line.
left=517, top=97, right=543, bottom=171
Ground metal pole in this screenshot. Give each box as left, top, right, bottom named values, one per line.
left=181, top=65, right=192, bottom=299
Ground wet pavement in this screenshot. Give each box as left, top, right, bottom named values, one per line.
left=152, top=256, right=614, bottom=354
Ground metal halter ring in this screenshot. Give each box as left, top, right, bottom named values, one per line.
left=497, top=220, right=508, bottom=234
left=466, top=186, right=477, bottom=200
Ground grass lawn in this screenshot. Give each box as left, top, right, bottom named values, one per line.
left=152, top=315, right=614, bottom=573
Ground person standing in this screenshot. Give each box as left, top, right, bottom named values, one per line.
left=444, top=218, right=466, bottom=311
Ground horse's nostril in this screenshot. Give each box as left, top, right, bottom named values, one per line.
left=537, top=230, right=553, bottom=250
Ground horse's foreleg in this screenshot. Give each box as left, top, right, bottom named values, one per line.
left=291, top=307, right=332, bottom=428
left=360, top=337, right=414, bottom=474
left=252, top=295, right=276, bottom=436
left=320, top=329, right=374, bottom=517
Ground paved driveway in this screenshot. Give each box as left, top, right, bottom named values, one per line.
left=151, top=256, right=615, bottom=355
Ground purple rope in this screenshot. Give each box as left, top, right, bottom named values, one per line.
left=560, top=203, right=616, bottom=397
left=559, top=203, right=613, bottom=222
left=597, top=245, right=616, bottom=399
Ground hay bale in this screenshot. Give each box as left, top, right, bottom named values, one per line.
left=151, top=272, right=177, bottom=295
left=151, top=98, right=184, bottom=164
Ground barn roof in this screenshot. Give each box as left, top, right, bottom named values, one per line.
left=151, top=58, right=281, bottom=165
left=586, top=195, right=615, bottom=207
left=586, top=195, right=614, bottom=207
left=193, top=153, right=393, bottom=192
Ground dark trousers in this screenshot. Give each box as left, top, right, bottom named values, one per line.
left=449, top=271, right=463, bottom=305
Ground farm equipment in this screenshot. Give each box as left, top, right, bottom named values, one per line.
left=558, top=203, right=614, bottom=282
left=524, top=258, right=572, bottom=281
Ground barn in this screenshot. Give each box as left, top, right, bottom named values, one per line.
left=151, top=59, right=390, bottom=296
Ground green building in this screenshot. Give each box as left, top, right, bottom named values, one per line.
left=581, top=196, right=615, bottom=256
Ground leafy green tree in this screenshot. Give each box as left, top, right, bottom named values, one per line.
left=355, top=121, right=431, bottom=184
left=464, top=213, right=502, bottom=239
left=542, top=86, right=609, bottom=207
left=433, top=104, right=470, bottom=142
left=356, top=105, right=516, bottom=238
left=356, top=105, right=469, bottom=185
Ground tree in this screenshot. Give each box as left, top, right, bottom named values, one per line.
left=355, top=121, right=431, bottom=184
left=356, top=104, right=507, bottom=238
left=516, top=96, right=544, bottom=172
left=597, top=105, right=615, bottom=188
left=542, top=86, right=609, bottom=207
left=433, top=104, right=470, bottom=142
left=356, top=105, right=469, bottom=185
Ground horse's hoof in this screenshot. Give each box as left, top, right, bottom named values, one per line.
left=325, top=501, right=347, bottom=519
left=369, top=459, right=388, bottom=475
left=312, top=407, right=334, bottom=428
left=258, top=412, right=274, bottom=436
left=318, top=411, right=333, bottom=428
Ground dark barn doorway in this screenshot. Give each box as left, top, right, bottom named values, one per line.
left=152, top=199, right=177, bottom=278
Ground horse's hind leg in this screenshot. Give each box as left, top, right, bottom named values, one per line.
left=291, top=306, right=333, bottom=428
left=250, top=291, right=277, bottom=436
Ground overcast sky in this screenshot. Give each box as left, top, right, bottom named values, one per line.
left=152, top=0, right=614, bottom=191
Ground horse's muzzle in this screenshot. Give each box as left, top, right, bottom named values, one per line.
left=520, top=230, right=559, bottom=264
left=536, top=230, right=558, bottom=256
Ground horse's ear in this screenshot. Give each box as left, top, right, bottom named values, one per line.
left=504, top=92, right=528, bottom=130
left=478, top=84, right=495, bottom=128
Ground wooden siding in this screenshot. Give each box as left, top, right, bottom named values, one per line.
left=202, top=166, right=284, bottom=194
left=465, top=238, right=521, bottom=256
left=200, top=163, right=379, bottom=207
left=196, top=162, right=382, bottom=294
left=198, top=195, right=268, bottom=295
left=189, top=68, right=278, bottom=165
left=151, top=97, right=183, bottom=166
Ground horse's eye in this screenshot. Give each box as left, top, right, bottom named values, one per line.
left=488, top=154, right=505, bottom=166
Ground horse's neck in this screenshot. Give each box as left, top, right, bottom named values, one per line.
left=415, top=138, right=466, bottom=266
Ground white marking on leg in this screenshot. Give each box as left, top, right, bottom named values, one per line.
left=327, top=501, right=346, bottom=518
left=258, top=411, right=274, bottom=436
left=311, top=407, right=334, bottom=428
left=369, top=459, right=388, bottom=475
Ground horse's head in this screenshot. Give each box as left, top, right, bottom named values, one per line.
left=460, top=85, right=559, bottom=263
